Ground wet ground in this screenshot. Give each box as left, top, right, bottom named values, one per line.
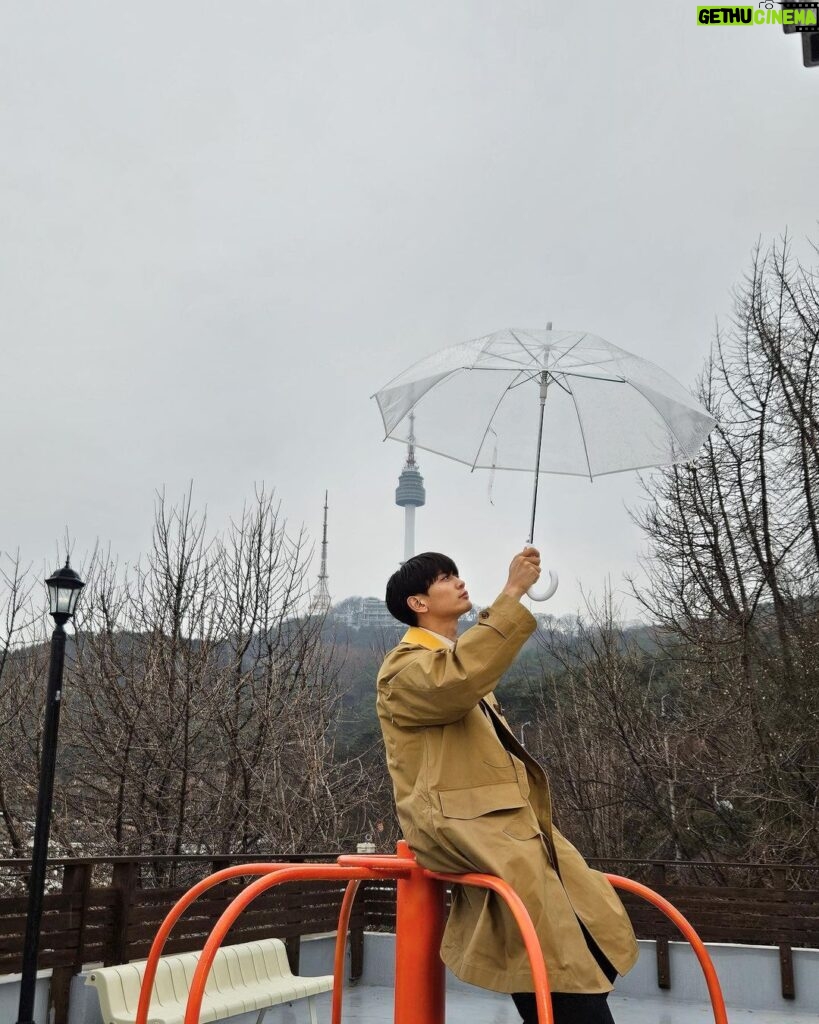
left=265, top=985, right=819, bottom=1023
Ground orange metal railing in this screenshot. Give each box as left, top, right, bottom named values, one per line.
left=135, top=843, right=729, bottom=1024
left=135, top=864, right=298, bottom=1024
left=425, top=868, right=554, bottom=1024
left=606, top=874, right=728, bottom=1024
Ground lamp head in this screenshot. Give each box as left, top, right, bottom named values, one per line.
left=46, top=559, right=85, bottom=625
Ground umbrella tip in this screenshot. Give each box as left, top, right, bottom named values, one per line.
left=546, top=321, right=553, bottom=331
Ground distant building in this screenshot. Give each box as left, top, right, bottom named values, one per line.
left=329, top=596, right=397, bottom=631
left=360, top=597, right=396, bottom=629
left=330, top=597, right=479, bottom=632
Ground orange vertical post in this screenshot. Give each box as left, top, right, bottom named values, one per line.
left=394, top=840, right=446, bottom=1024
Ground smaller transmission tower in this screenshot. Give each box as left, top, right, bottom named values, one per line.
left=395, top=412, right=426, bottom=562
left=311, top=491, right=331, bottom=615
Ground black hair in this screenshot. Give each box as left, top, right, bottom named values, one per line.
left=385, top=552, right=459, bottom=627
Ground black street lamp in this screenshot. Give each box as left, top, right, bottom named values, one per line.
left=16, top=559, right=84, bottom=1024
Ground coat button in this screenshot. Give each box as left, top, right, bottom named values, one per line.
left=480, top=609, right=490, bottom=619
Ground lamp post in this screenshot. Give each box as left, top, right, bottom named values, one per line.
left=16, top=560, right=84, bottom=1024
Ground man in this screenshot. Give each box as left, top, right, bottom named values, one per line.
left=377, top=548, right=638, bottom=1024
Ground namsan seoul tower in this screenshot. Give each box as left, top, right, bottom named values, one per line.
left=311, top=491, right=331, bottom=615
left=395, top=412, right=426, bottom=562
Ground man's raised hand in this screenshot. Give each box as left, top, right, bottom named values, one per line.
left=502, top=547, right=541, bottom=600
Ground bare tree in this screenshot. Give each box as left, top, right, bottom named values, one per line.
left=0, top=552, right=41, bottom=858
left=54, top=487, right=373, bottom=871
left=524, top=589, right=758, bottom=865
left=630, top=236, right=819, bottom=863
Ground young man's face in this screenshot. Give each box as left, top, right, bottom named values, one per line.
left=412, top=569, right=472, bottom=622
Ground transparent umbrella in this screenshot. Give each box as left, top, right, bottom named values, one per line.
left=373, top=325, right=717, bottom=601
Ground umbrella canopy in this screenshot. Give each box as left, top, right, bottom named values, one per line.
left=374, top=327, right=716, bottom=480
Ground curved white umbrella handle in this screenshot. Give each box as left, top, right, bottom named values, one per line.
left=527, top=569, right=559, bottom=603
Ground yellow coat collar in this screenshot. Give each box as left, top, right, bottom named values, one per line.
left=400, top=627, right=451, bottom=651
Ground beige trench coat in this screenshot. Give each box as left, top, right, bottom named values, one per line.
left=376, top=592, right=638, bottom=994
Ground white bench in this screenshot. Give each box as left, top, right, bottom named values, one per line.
left=85, top=937, right=334, bottom=1024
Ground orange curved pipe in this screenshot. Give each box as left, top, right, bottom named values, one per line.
left=135, top=863, right=300, bottom=1024
left=336, top=854, right=418, bottom=872
left=184, top=865, right=411, bottom=1024
left=331, top=879, right=360, bottom=1024
left=606, top=874, right=728, bottom=1024
left=427, top=869, right=554, bottom=1024
left=137, top=847, right=730, bottom=1024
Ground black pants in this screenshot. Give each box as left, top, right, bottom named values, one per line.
left=507, top=991, right=610, bottom=1024
left=511, top=923, right=617, bottom=1024
left=511, top=990, right=614, bottom=1024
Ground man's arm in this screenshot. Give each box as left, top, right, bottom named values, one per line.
left=378, top=549, right=541, bottom=728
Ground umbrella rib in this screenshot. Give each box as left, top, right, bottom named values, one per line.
left=562, top=375, right=595, bottom=482
left=560, top=370, right=627, bottom=384
left=472, top=329, right=526, bottom=370
left=469, top=370, right=526, bottom=471
left=508, top=329, right=541, bottom=368
left=624, top=380, right=688, bottom=457
left=466, top=361, right=530, bottom=371
left=471, top=330, right=530, bottom=370
left=372, top=332, right=493, bottom=396
left=473, top=331, right=495, bottom=370
left=376, top=369, right=464, bottom=438
left=519, top=328, right=588, bottom=368
left=372, top=366, right=460, bottom=403
left=400, top=439, right=695, bottom=477
left=551, top=332, right=586, bottom=362
left=561, top=355, right=622, bottom=374
left=509, top=370, right=542, bottom=389
left=545, top=373, right=573, bottom=396
left=371, top=348, right=452, bottom=395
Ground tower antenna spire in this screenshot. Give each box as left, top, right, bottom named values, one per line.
left=311, top=491, right=331, bottom=615
left=407, top=411, right=417, bottom=467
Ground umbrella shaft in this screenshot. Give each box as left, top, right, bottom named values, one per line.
left=528, top=377, right=548, bottom=544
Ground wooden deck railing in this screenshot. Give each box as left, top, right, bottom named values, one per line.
left=363, top=857, right=819, bottom=1002
left=0, top=853, right=358, bottom=1024
left=0, top=854, right=817, bottom=1024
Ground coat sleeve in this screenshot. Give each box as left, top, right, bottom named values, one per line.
left=378, top=593, right=537, bottom=727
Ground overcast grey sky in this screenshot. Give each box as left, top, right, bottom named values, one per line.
left=2, top=2, right=816, bottom=618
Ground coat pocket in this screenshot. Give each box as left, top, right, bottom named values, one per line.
left=439, top=782, right=527, bottom=820
left=502, top=820, right=542, bottom=841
